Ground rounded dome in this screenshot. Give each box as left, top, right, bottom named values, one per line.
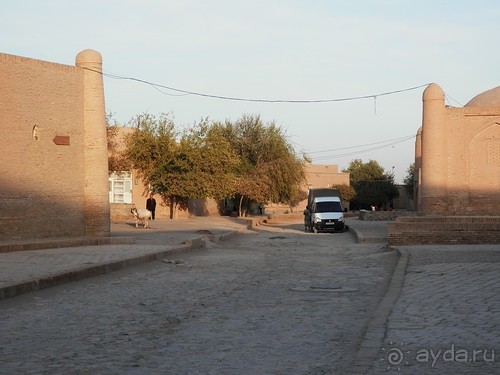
left=423, top=83, right=444, bottom=101
left=465, top=86, right=500, bottom=107
left=75, top=49, right=102, bottom=66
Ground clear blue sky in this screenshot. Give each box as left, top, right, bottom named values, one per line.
left=2, top=0, right=499, bottom=183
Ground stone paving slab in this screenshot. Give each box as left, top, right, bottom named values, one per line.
left=2, top=215, right=497, bottom=373
left=0, top=222, right=394, bottom=374
left=0, top=216, right=385, bottom=300
left=0, top=216, right=252, bottom=300
left=368, top=244, right=500, bottom=374
left=0, top=236, right=136, bottom=253
left=347, top=218, right=389, bottom=243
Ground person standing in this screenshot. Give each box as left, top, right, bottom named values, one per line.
left=146, top=194, right=157, bottom=220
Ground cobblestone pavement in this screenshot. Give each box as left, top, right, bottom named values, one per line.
left=371, top=245, right=500, bottom=374
left=0, top=221, right=398, bottom=374
left=1, top=217, right=498, bottom=374
left=0, top=217, right=251, bottom=299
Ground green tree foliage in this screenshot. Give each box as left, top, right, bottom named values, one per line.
left=125, top=112, right=306, bottom=218
left=403, top=163, right=415, bottom=199
left=124, top=113, right=178, bottom=215
left=125, top=114, right=240, bottom=218
left=345, top=158, right=386, bottom=183
left=217, top=115, right=306, bottom=215
left=343, top=159, right=399, bottom=210
left=173, top=119, right=239, bottom=201
left=332, top=184, right=357, bottom=202
left=106, top=111, right=131, bottom=172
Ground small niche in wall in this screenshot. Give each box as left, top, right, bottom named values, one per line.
left=32, top=125, right=39, bottom=140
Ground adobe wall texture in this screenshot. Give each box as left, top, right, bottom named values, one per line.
left=417, top=83, right=500, bottom=215
left=0, top=50, right=110, bottom=240
left=304, top=164, right=349, bottom=188
left=388, top=216, right=500, bottom=245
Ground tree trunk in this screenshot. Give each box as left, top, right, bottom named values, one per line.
left=169, top=194, right=175, bottom=219
left=239, top=195, right=244, bottom=217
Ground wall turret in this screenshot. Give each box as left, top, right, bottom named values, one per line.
left=76, top=49, right=110, bottom=236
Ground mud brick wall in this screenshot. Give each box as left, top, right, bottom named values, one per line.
left=388, top=216, right=500, bottom=245
left=0, top=50, right=109, bottom=239
left=417, top=84, right=500, bottom=215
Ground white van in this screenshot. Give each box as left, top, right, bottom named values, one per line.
left=304, top=196, right=346, bottom=233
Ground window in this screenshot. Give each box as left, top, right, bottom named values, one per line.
left=109, top=171, right=132, bottom=203
left=315, top=201, right=342, bottom=213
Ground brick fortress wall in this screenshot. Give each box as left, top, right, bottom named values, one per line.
left=0, top=50, right=110, bottom=240
left=388, top=83, right=500, bottom=245
left=417, top=83, right=500, bottom=215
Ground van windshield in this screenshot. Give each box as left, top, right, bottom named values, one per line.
left=315, top=201, right=342, bottom=213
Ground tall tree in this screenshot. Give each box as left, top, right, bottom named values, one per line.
left=345, top=158, right=386, bottom=183
left=332, top=184, right=357, bottom=203
left=125, top=114, right=239, bottom=218
left=217, top=115, right=306, bottom=215
left=106, top=111, right=131, bottom=172
left=125, top=113, right=179, bottom=217
left=343, top=159, right=399, bottom=210
left=169, top=119, right=239, bottom=201
left=403, top=163, right=415, bottom=199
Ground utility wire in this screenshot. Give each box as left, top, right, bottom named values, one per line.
left=310, top=135, right=415, bottom=161
left=86, top=67, right=420, bottom=163
left=306, top=134, right=415, bottom=154
left=444, top=91, right=464, bottom=107
left=83, top=67, right=430, bottom=104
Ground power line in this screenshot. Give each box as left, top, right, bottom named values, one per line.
left=306, top=134, right=415, bottom=154
left=444, top=91, right=464, bottom=107
left=83, top=67, right=430, bottom=104
left=309, top=135, right=415, bottom=161
left=87, top=66, right=420, bottom=165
